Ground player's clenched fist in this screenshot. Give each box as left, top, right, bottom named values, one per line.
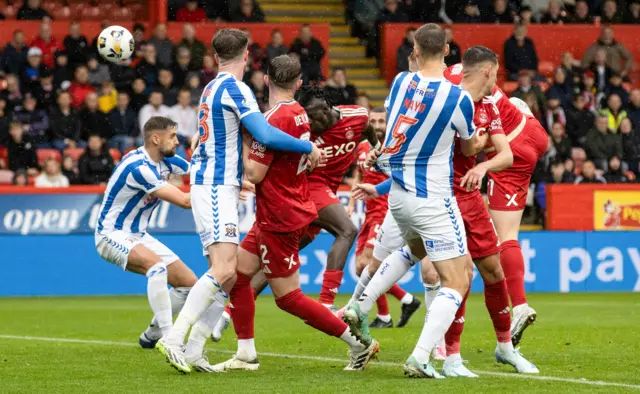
left=307, top=142, right=325, bottom=171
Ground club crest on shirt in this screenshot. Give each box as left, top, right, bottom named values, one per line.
left=225, top=223, right=237, bottom=238
left=478, top=110, right=489, bottom=124
left=345, top=128, right=354, bottom=140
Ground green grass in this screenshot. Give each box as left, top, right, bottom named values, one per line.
left=0, top=293, right=639, bottom=393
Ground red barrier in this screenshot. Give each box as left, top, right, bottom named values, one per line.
left=381, top=24, right=640, bottom=84
left=0, top=21, right=148, bottom=46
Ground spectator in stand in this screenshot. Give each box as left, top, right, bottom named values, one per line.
left=98, top=80, right=117, bottom=114
left=326, top=68, right=358, bottom=106
left=147, top=24, right=174, bottom=68
left=139, top=91, right=171, bottom=137
left=409, top=0, right=453, bottom=23
left=516, top=5, right=533, bottom=24
left=63, top=21, right=89, bottom=67
left=33, top=69, right=57, bottom=111
left=12, top=170, right=29, bottom=186
left=35, top=158, right=69, bottom=187
left=581, top=71, right=598, bottom=112
left=30, top=23, right=63, bottom=69
left=600, top=0, right=623, bottom=23
left=604, top=73, right=629, bottom=108
left=132, top=23, right=147, bottom=60
left=513, top=70, right=546, bottom=114
left=231, top=0, right=266, bottom=22
left=522, top=91, right=543, bottom=123
left=619, top=117, right=639, bottom=173
left=566, top=93, right=596, bottom=148
left=200, top=55, right=217, bottom=87
left=373, top=0, right=409, bottom=58
left=353, top=0, right=383, bottom=50
left=243, top=29, right=266, bottom=72
left=68, top=65, right=96, bottom=109
left=7, top=122, right=39, bottom=175
left=248, top=70, right=268, bottom=112
left=170, top=88, right=197, bottom=149
left=356, top=92, right=371, bottom=110
left=61, top=155, right=80, bottom=184
left=547, top=68, right=573, bottom=111
left=187, top=73, right=202, bottom=106
left=483, top=0, right=515, bottom=23
left=1, top=30, right=28, bottom=76
left=586, top=115, right=623, bottom=170
left=587, top=48, right=613, bottom=94
left=560, top=52, right=583, bottom=86
left=504, top=22, right=539, bottom=81
left=604, top=155, right=631, bottom=183
left=136, top=44, right=161, bottom=92
left=290, top=25, right=326, bottom=84
left=12, top=94, right=49, bottom=147
left=176, top=0, right=207, bottom=22
left=130, top=78, right=149, bottom=112
left=444, top=26, right=461, bottom=67
left=540, top=0, right=567, bottom=23
left=551, top=160, right=576, bottom=184
left=457, top=1, right=482, bottom=23
left=176, top=23, right=206, bottom=70
left=545, top=94, right=566, bottom=131
left=53, top=51, right=73, bottom=89
left=17, top=0, right=51, bottom=20
left=172, top=47, right=194, bottom=88
left=0, top=98, right=9, bottom=147
left=22, top=47, right=47, bottom=91
left=78, top=92, right=110, bottom=141
left=600, top=93, right=627, bottom=133
left=396, top=28, right=415, bottom=73
left=49, top=91, right=81, bottom=151
left=625, top=0, right=640, bottom=23
left=267, top=30, right=289, bottom=64
left=550, top=122, right=572, bottom=160
left=575, top=160, right=606, bottom=184
left=78, top=134, right=114, bottom=185
left=3, top=74, right=24, bottom=112
left=107, top=91, right=139, bottom=153
left=569, top=0, right=593, bottom=23
left=628, top=89, right=640, bottom=130
left=87, top=55, right=111, bottom=88
left=203, top=1, right=231, bottom=21
left=158, top=69, right=179, bottom=106
left=582, top=26, right=633, bottom=80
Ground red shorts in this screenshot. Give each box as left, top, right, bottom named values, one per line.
left=304, top=180, right=342, bottom=243
left=355, top=215, right=384, bottom=256
left=240, top=224, right=307, bottom=279
left=458, top=192, right=500, bottom=260
left=488, top=117, right=548, bottom=211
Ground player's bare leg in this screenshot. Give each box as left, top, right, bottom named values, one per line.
left=420, top=259, right=446, bottom=361
left=490, top=208, right=537, bottom=345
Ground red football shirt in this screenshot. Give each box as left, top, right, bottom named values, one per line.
left=307, top=105, right=369, bottom=192
left=249, top=101, right=318, bottom=232
left=356, top=141, right=388, bottom=219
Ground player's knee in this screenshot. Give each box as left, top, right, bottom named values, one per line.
left=340, top=222, right=358, bottom=242
left=421, top=268, right=440, bottom=285
left=477, top=255, right=504, bottom=283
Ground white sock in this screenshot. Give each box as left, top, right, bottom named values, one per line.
left=445, top=353, right=462, bottom=363
left=184, top=291, right=227, bottom=360
left=147, top=287, right=191, bottom=338
left=348, top=267, right=372, bottom=306
left=497, top=340, right=514, bottom=354
left=424, top=281, right=441, bottom=310
left=237, top=338, right=257, bottom=360
left=411, top=287, right=462, bottom=365
left=339, top=327, right=366, bottom=351
left=146, top=262, right=172, bottom=337
left=165, top=273, right=225, bottom=345
left=358, top=247, right=417, bottom=315
left=377, top=314, right=391, bottom=323
left=400, top=293, right=414, bottom=305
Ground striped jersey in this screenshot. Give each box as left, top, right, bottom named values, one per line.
left=377, top=72, right=475, bottom=198
left=96, top=147, right=190, bottom=235
left=191, top=72, right=260, bottom=186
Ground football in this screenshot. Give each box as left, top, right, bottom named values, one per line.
left=96, top=25, right=134, bottom=64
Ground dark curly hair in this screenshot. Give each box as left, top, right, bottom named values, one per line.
left=297, top=86, right=331, bottom=108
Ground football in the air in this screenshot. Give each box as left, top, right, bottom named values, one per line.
left=97, top=26, right=134, bottom=64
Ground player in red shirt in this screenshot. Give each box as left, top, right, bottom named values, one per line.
left=212, top=55, right=379, bottom=372
left=347, top=108, right=421, bottom=329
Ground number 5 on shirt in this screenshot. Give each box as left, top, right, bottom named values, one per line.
left=382, top=114, right=418, bottom=155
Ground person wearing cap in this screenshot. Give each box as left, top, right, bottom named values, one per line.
left=22, top=47, right=47, bottom=90
left=11, top=93, right=50, bottom=147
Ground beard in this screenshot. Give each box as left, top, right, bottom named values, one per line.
left=161, top=146, right=176, bottom=158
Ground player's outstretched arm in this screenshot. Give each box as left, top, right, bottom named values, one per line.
left=242, top=113, right=312, bottom=154
left=360, top=124, right=381, bottom=150
left=151, top=184, right=191, bottom=209
left=352, top=178, right=392, bottom=200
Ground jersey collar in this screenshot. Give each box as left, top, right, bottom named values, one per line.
left=140, top=146, right=159, bottom=166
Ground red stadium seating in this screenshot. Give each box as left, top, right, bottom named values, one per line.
left=501, top=81, right=519, bottom=95
left=62, top=148, right=85, bottom=161
left=0, top=146, right=7, bottom=168
left=37, top=149, right=62, bottom=165
left=538, top=61, right=556, bottom=78
left=109, top=149, right=122, bottom=162
left=0, top=170, right=14, bottom=185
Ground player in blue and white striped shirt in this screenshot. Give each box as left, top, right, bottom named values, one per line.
left=94, top=116, right=198, bottom=351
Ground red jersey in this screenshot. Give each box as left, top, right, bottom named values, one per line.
left=307, top=105, right=369, bottom=191
left=356, top=141, right=388, bottom=219
left=30, top=37, right=63, bottom=69
left=249, top=101, right=318, bottom=232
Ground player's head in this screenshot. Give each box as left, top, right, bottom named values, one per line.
left=212, top=28, right=249, bottom=66
left=413, top=23, right=448, bottom=64
left=462, top=45, right=499, bottom=96
left=266, top=54, right=302, bottom=93
left=369, top=107, right=386, bottom=141
left=298, top=87, right=334, bottom=134
left=143, top=116, right=179, bottom=158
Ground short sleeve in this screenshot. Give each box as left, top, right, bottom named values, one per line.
left=385, top=72, right=409, bottom=112
left=129, top=164, right=167, bottom=193
left=249, top=138, right=275, bottom=166
left=452, top=90, right=475, bottom=140
left=356, top=142, right=368, bottom=167
left=487, top=103, right=505, bottom=136
left=164, top=155, right=191, bottom=176
left=222, top=81, right=261, bottom=120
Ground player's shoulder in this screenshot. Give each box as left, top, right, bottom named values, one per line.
left=264, top=101, right=306, bottom=122
left=337, top=105, right=369, bottom=120
left=489, top=85, right=506, bottom=103
left=443, top=64, right=464, bottom=86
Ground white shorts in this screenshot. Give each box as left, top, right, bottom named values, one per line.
left=388, top=184, right=468, bottom=262
left=95, top=231, right=179, bottom=270
left=373, top=210, right=404, bottom=262
left=191, top=184, right=241, bottom=253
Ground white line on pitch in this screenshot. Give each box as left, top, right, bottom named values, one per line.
left=0, top=334, right=639, bottom=390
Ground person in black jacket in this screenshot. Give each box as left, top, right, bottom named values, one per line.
left=604, top=156, right=631, bottom=183
left=619, top=117, right=639, bottom=174
left=290, top=25, right=326, bottom=84
left=483, top=0, right=514, bottom=24
left=12, top=94, right=49, bottom=147
left=63, top=21, right=89, bottom=67
left=49, top=92, right=81, bottom=151
left=444, top=26, right=461, bottom=67
left=136, top=44, right=161, bottom=93
left=32, top=69, right=57, bottom=112
left=0, top=98, right=10, bottom=147
left=1, top=30, right=29, bottom=76
left=325, top=68, right=358, bottom=106
left=78, top=134, right=114, bottom=185
left=78, top=92, right=110, bottom=141
left=566, top=93, right=595, bottom=148
left=129, top=78, right=149, bottom=113
left=108, top=92, right=139, bottom=153
left=230, top=0, right=265, bottom=22
left=52, top=51, right=74, bottom=89
left=17, top=0, right=51, bottom=20
left=504, top=23, right=539, bottom=81
left=7, top=122, right=39, bottom=175
left=396, top=28, right=415, bottom=73
left=61, top=155, right=81, bottom=185
left=550, top=122, right=572, bottom=161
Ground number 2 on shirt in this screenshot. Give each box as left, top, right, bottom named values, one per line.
left=382, top=115, right=418, bottom=155
left=296, top=132, right=311, bottom=175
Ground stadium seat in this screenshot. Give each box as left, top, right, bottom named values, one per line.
left=37, top=149, right=62, bottom=165
left=109, top=148, right=122, bottom=163
left=501, top=81, right=519, bottom=95
left=52, top=6, right=75, bottom=20
left=62, top=148, right=85, bottom=162
left=112, top=7, right=134, bottom=21
left=79, top=5, right=102, bottom=20
left=0, top=169, right=13, bottom=184
left=539, top=61, right=555, bottom=78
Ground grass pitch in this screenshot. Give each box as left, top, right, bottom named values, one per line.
left=0, top=293, right=639, bottom=393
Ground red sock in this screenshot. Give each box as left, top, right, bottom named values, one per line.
left=444, top=287, right=469, bottom=355
left=376, top=294, right=390, bottom=316
left=318, top=269, right=343, bottom=305
left=500, top=240, right=528, bottom=307
left=276, top=288, right=347, bottom=337
left=224, top=285, right=258, bottom=318
left=224, top=304, right=231, bottom=316
left=387, top=284, right=407, bottom=301
left=229, top=272, right=255, bottom=340
left=484, top=278, right=511, bottom=343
